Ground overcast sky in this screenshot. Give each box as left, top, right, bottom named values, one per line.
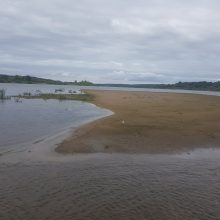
left=1, top=0, right=220, bottom=83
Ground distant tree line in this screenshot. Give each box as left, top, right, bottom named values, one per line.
left=155, top=81, right=220, bottom=91
left=1, top=74, right=220, bottom=91
left=0, top=74, right=94, bottom=86
left=95, top=81, right=220, bottom=91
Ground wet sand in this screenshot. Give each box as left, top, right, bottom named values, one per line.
left=57, top=90, right=220, bottom=153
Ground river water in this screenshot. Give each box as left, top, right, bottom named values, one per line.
left=0, top=83, right=112, bottom=153
left=0, top=83, right=220, bottom=220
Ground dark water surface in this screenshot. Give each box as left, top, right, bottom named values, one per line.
left=1, top=151, right=220, bottom=220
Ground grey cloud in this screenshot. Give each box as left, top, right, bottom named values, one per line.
left=1, top=0, right=220, bottom=83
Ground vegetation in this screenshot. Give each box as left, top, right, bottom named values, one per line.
left=0, top=89, right=5, bottom=99
left=0, top=89, right=11, bottom=100
left=0, top=74, right=93, bottom=86
left=1, top=74, right=220, bottom=91
left=16, top=93, right=94, bottom=102
left=96, top=81, right=220, bottom=91
left=159, top=81, right=220, bottom=91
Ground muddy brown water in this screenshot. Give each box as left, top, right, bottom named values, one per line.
left=1, top=150, right=220, bottom=220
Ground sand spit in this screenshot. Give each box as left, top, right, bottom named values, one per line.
left=56, top=90, right=220, bottom=154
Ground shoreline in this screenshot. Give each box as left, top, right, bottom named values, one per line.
left=56, top=90, right=220, bottom=154
left=0, top=98, right=112, bottom=162
left=0, top=109, right=113, bottom=163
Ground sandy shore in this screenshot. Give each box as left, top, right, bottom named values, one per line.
left=56, top=90, right=220, bottom=154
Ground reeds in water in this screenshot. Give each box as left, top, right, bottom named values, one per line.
left=0, top=89, right=6, bottom=100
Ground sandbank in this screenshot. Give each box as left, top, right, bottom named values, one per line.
left=56, top=90, right=220, bottom=154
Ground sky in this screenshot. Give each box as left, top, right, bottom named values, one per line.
left=1, top=0, right=220, bottom=83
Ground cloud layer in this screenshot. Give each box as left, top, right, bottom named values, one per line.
left=1, top=0, right=220, bottom=83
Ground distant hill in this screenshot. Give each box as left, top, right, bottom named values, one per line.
left=0, top=74, right=93, bottom=86
left=96, top=81, right=220, bottom=91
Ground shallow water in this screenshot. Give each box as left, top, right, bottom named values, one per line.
left=2, top=82, right=220, bottom=97
left=0, top=83, right=82, bottom=96
left=1, top=150, right=220, bottom=220
left=0, top=98, right=111, bottom=153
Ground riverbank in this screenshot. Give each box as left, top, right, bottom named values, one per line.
left=56, top=90, right=220, bottom=154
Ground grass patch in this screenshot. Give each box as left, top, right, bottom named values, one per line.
left=0, top=89, right=11, bottom=100
left=15, top=93, right=94, bottom=102
left=0, top=89, right=5, bottom=99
